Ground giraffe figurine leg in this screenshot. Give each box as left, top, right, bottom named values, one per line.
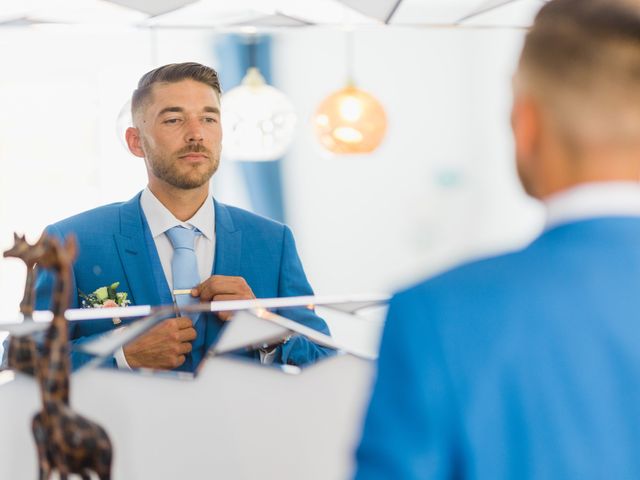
left=93, top=424, right=113, bottom=480
left=31, top=413, right=51, bottom=480
left=51, top=445, right=70, bottom=480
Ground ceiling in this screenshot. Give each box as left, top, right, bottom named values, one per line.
left=0, top=0, right=549, bottom=29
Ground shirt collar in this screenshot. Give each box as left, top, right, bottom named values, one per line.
left=545, top=181, right=640, bottom=229
left=140, top=187, right=215, bottom=240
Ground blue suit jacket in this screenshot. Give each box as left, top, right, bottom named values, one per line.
left=356, top=218, right=640, bottom=479
left=31, top=192, right=332, bottom=371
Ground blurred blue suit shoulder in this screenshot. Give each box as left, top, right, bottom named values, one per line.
left=356, top=217, right=640, bottom=479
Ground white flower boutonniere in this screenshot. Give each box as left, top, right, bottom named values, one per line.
left=79, top=282, right=131, bottom=325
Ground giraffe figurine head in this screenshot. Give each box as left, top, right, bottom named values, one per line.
left=2, top=233, right=50, bottom=375
left=32, top=234, right=77, bottom=277
left=3, top=232, right=49, bottom=317
left=3, top=232, right=45, bottom=264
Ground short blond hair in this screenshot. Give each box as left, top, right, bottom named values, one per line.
left=517, top=0, right=640, bottom=146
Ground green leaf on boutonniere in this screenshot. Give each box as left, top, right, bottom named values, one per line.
left=95, top=287, right=108, bottom=301
left=107, top=281, right=120, bottom=301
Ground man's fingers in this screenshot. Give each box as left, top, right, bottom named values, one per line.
left=197, top=275, right=255, bottom=301
left=174, top=316, right=194, bottom=329
left=198, top=281, right=234, bottom=301
left=173, top=355, right=186, bottom=368
left=176, top=327, right=197, bottom=342
left=124, top=318, right=196, bottom=370
left=197, top=276, right=243, bottom=297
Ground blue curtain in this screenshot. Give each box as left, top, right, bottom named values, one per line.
left=215, top=34, right=286, bottom=224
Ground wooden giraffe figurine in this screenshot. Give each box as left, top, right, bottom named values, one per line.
left=30, top=234, right=113, bottom=480
left=2, top=233, right=48, bottom=376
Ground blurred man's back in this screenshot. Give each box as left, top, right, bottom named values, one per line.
left=355, top=1, right=640, bottom=478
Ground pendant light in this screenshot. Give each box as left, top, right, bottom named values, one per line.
left=313, top=29, right=387, bottom=155
left=221, top=36, right=297, bottom=161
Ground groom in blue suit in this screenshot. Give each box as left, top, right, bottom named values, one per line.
left=24, top=62, right=332, bottom=372
left=356, top=1, right=640, bottom=479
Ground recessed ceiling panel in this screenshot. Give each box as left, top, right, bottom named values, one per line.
left=105, top=0, right=198, bottom=16
left=23, top=0, right=146, bottom=24
left=462, top=0, right=545, bottom=27
left=146, top=0, right=375, bottom=28
left=335, top=0, right=403, bottom=23
left=390, top=0, right=543, bottom=27
left=143, top=0, right=271, bottom=27
left=391, top=0, right=483, bottom=24
left=230, top=13, right=312, bottom=28
left=0, top=0, right=546, bottom=29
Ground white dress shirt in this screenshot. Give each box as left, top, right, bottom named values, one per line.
left=139, top=187, right=215, bottom=286
left=545, top=181, right=640, bottom=229
left=114, top=187, right=215, bottom=369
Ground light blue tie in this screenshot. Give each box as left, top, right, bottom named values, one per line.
left=165, top=225, right=202, bottom=322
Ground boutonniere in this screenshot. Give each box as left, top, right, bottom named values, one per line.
left=79, top=282, right=131, bottom=325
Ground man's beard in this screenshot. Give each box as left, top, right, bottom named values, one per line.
left=144, top=140, right=219, bottom=190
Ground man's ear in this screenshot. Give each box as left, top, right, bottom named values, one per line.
left=125, top=127, right=145, bottom=158
left=512, top=95, right=540, bottom=166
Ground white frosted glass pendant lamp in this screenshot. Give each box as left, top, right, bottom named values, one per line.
left=222, top=67, right=297, bottom=161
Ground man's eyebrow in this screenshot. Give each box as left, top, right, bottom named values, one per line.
left=157, top=106, right=220, bottom=116
left=158, top=106, right=184, bottom=116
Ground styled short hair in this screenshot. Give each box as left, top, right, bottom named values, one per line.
left=518, top=0, right=640, bottom=144
left=131, top=62, right=222, bottom=118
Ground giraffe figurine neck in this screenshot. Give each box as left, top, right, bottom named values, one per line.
left=35, top=236, right=76, bottom=408
left=9, top=262, right=38, bottom=375
left=20, top=264, right=38, bottom=318
left=39, top=263, right=71, bottom=407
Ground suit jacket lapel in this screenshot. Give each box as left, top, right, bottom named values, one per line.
left=205, top=201, right=242, bottom=350
left=213, top=200, right=242, bottom=276
left=114, top=192, right=161, bottom=307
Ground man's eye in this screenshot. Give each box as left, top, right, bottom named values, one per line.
left=204, top=117, right=218, bottom=123
left=163, top=118, right=180, bottom=124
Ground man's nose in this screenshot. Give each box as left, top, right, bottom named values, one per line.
left=184, top=118, right=204, bottom=143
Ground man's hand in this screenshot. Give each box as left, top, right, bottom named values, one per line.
left=123, top=316, right=196, bottom=369
left=192, top=275, right=256, bottom=321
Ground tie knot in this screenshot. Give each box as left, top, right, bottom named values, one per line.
left=166, top=226, right=199, bottom=251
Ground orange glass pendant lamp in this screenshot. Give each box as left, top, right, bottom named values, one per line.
left=314, top=83, right=387, bottom=154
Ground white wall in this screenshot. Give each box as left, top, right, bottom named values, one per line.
left=273, top=27, right=544, bottom=296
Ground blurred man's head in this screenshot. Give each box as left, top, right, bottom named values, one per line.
left=126, top=62, right=223, bottom=192
left=512, top=0, right=640, bottom=198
